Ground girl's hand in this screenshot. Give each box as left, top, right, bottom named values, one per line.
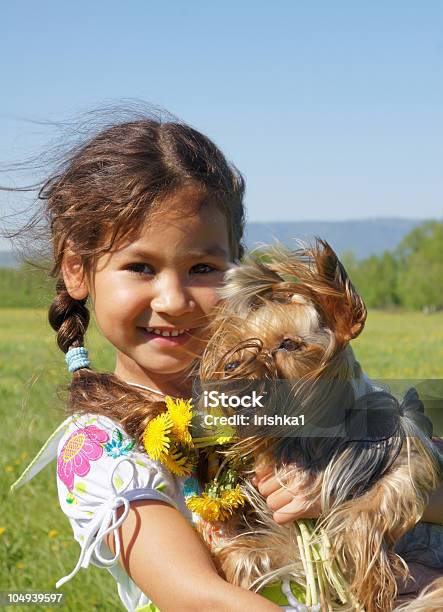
left=255, top=438, right=443, bottom=526
left=252, top=462, right=321, bottom=524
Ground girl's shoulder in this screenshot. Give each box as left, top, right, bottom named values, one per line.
left=62, top=411, right=126, bottom=433
left=60, top=412, right=136, bottom=459
left=57, top=412, right=157, bottom=494
left=57, top=413, right=138, bottom=490
left=56, top=412, right=189, bottom=516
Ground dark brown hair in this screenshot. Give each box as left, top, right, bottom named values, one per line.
left=6, top=108, right=246, bottom=441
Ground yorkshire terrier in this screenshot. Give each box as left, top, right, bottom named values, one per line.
left=196, top=240, right=443, bottom=611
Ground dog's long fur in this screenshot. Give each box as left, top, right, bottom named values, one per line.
left=198, top=240, right=443, bottom=611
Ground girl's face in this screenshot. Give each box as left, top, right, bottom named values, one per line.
left=86, top=191, right=232, bottom=388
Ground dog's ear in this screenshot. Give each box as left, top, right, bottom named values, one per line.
left=220, top=254, right=283, bottom=316
left=309, top=239, right=367, bottom=342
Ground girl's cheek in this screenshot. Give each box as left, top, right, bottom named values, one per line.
left=109, top=282, right=146, bottom=307
left=115, top=286, right=147, bottom=309
left=93, top=284, right=149, bottom=329
left=195, top=286, right=221, bottom=313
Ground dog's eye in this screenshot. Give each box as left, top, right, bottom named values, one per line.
left=224, top=360, right=241, bottom=372
left=278, top=338, right=302, bottom=351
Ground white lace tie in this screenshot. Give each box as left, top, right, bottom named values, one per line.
left=56, top=458, right=137, bottom=588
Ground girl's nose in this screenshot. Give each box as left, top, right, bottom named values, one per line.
left=150, top=274, right=195, bottom=317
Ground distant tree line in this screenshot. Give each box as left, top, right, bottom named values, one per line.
left=0, top=263, right=53, bottom=308
left=342, top=220, right=443, bottom=311
left=1, top=220, right=442, bottom=310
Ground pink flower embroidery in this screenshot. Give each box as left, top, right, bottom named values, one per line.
left=57, top=425, right=109, bottom=490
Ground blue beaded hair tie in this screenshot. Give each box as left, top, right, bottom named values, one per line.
left=65, top=346, right=90, bottom=373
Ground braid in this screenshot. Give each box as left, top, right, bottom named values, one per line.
left=47, top=278, right=169, bottom=444
left=48, top=279, right=165, bottom=443
left=48, top=278, right=90, bottom=354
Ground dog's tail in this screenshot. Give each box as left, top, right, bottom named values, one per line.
left=394, top=577, right=443, bottom=611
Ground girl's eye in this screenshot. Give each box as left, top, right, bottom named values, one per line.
left=191, top=263, right=218, bottom=274
left=127, top=263, right=155, bottom=276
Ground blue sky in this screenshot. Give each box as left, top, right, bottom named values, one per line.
left=1, top=1, right=442, bottom=250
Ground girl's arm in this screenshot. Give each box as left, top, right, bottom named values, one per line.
left=107, top=499, right=280, bottom=611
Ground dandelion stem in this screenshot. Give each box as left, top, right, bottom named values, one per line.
left=299, top=521, right=318, bottom=606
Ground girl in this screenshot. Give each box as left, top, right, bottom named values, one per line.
left=10, top=111, right=281, bottom=611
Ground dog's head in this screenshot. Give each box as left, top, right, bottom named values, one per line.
left=200, top=239, right=367, bottom=384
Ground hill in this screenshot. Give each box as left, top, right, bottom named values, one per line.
left=245, top=218, right=425, bottom=259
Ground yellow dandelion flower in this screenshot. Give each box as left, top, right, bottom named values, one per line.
left=186, top=494, right=224, bottom=522
left=0, top=527, right=5, bottom=536
left=186, top=485, right=245, bottom=522
left=221, top=486, right=245, bottom=511
left=48, top=529, right=58, bottom=538
left=143, top=413, right=173, bottom=461
left=165, top=396, right=193, bottom=446
left=162, top=444, right=195, bottom=477
left=16, top=562, right=25, bottom=569
left=5, top=465, right=13, bottom=473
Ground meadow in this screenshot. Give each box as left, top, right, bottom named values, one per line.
left=1, top=308, right=442, bottom=611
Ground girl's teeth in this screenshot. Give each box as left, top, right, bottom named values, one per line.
left=146, top=328, right=188, bottom=337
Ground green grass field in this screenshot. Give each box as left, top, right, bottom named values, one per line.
left=1, top=308, right=443, bottom=611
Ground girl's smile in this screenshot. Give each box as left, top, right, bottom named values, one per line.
left=138, top=326, right=193, bottom=346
